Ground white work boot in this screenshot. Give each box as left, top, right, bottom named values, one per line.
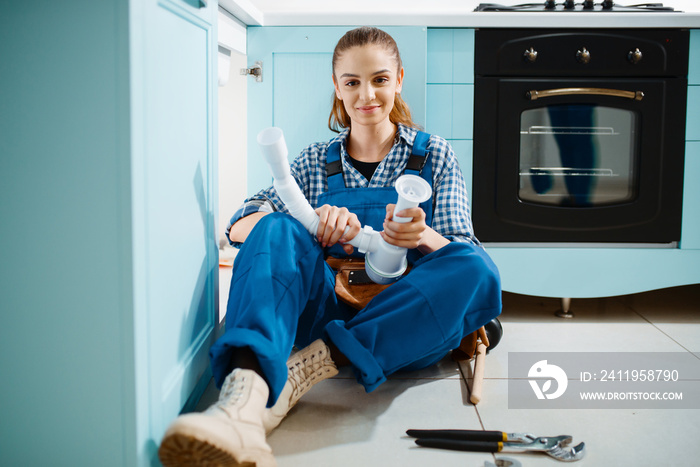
left=263, top=339, right=339, bottom=433
left=159, top=368, right=276, bottom=467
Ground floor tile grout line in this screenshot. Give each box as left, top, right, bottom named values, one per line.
left=616, top=297, right=700, bottom=360
left=459, top=357, right=500, bottom=465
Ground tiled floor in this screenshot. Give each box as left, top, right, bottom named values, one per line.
left=203, top=266, right=700, bottom=466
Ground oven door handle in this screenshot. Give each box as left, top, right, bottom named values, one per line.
left=526, top=87, right=644, bottom=101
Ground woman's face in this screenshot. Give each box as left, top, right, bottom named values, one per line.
left=333, top=44, right=404, bottom=129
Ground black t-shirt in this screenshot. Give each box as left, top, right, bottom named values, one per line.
left=349, top=156, right=381, bottom=181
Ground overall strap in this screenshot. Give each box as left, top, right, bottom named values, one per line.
left=405, top=131, right=434, bottom=229
left=403, top=131, right=430, bottom=176
left=325, top=141, right=345, bottom=191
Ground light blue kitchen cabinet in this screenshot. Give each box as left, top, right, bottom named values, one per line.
left=682, top=142, right=700, bottom=249
left=687, top=86, right=700, bottom=140
left=1, top=1, right=219, bottom=466
left=690, top=29, right=700, bottom=85
left=427, top=28, right=474, bottom=84
left=450, top=139, right=474, bottom=204
left=426, top=84, right=474, bottom=140
left=681, top=30, right=700, bottom=249
left=425, top=29, right=475, bottom=200
left=245, top=26, right=427, bottom=195
left=687, top=30, right=700, bottom=142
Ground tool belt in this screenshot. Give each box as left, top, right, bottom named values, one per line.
left=326, top=257, right=489, bottom=361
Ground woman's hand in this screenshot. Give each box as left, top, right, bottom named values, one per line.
left=382, top=204, right=449, bottom=254
left=315, top=204, right=362, bottom=255
left=381, top=204, right=427, bottom=249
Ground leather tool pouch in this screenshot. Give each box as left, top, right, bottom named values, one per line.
left=326, top=257, right=393, bottom=310
left=325, top=257, right=487, bottom=360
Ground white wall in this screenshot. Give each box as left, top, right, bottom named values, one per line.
left=218, top=50, right=248, bottom=248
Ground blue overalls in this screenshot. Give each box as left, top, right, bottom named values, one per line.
left=210, top=132, right=502, bottom=407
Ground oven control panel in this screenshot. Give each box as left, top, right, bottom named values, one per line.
left=475, top=2, right=676, bottom=12
left=474, top=29, right=689, bottom=77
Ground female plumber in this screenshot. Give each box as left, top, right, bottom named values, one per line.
left=159, top=26, right=502, bottom=467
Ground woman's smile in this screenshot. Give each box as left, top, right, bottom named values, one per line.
left=357, top=104, right=381, bottom=114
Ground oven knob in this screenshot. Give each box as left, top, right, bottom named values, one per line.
left=576, top=47, right=591, bottom=64
left=523, top=47, right=538, bottom=63
left=583, top=0, right=594, bottom=8
left=544, top=0, right=556, bottom=9
left=564, top=0, right=575, bottom=9
left=602, top=0, right=614, bottom=9
left=628, top=48, right=643, bottom=64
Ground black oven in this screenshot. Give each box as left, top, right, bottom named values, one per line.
left=472, top=29, right=689, bottom=244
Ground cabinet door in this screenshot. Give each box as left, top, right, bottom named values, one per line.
left=246, top=26, right=427, bottom=195
left=130, top=0, right=218, bottom=461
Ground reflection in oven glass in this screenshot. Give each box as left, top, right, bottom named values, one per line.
left=519, top=104, right=638, bottom=207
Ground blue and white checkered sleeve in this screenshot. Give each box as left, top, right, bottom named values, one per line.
left=224, top=192, right=279, bottom=248
left=429, top=138, right=479, bottom=245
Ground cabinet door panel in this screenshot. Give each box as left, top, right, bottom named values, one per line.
left=133, top=0, right=218, bottom=449
left=690, top=30, right=699, bottom=85
left=273, top=52, right=336, bottom=165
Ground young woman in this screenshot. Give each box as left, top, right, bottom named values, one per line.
left=159, top=27, right=501, bottom=467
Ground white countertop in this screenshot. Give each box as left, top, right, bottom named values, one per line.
left=221, top=0, right=700, bottom=28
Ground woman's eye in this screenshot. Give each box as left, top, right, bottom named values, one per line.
left=375, top=77, right=389, bottom=84
left=345, top=80, right=359, bottom=87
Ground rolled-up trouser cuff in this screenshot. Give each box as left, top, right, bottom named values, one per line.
left=324, top=319, right=386, bottom=393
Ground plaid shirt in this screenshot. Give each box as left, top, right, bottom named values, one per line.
left=227, top=124, right=478, bottom=248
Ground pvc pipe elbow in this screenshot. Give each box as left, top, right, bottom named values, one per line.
left=347, top=225, right=378, bottom=254
left=257, top=127, right=291, bottom=181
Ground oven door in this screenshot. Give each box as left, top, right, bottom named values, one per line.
left=472, top=77, right=686, bottom=244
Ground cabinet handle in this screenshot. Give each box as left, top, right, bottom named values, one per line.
left=526, top=87, right=644, bottom=101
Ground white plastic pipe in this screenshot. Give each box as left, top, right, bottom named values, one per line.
left=257, top=127, right=431, bottom=284
left=257, top=127, right=321, bottom=234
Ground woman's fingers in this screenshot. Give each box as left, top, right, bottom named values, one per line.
left=338, top=210, right=361, bottom=243
left=315, top=205, right=361, bottom=248
left=382, top=206, right=427, bottom=249
left=316, top=205, right=337, bottom=247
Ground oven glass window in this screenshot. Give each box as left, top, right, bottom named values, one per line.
left=519, top=104, right=638, bottom=207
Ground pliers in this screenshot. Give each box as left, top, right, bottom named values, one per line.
left=406, top=429, right=585, bottom=462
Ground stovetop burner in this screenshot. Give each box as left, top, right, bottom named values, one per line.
left=475, top=2, right=677, bottom=12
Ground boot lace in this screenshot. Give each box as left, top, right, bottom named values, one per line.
left=209, top=371, right=246, bottom=412
left=287, top=348, right=333, bottom=401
